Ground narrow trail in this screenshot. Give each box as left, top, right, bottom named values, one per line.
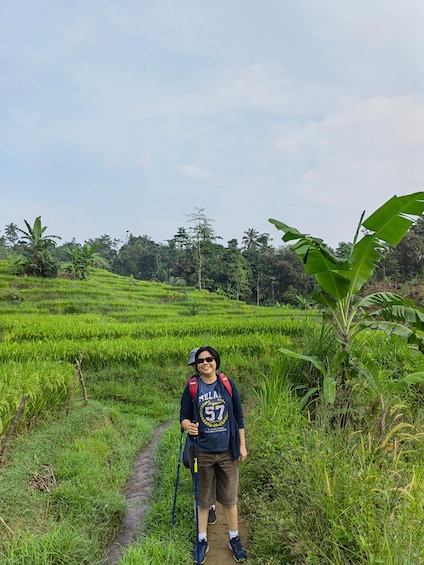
left=103, top=421, right=170, bottom=565
left=103, top=422, right=248, bottom=565
left=204, top=503, right=248, bottom=565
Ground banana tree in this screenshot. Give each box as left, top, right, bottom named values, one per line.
left=62, top=243, right=109, bottom=280
left=14, top=216, right=61, bottom=277
left=17, top=216, right=60, bottom=256
left=269, top=191, right=424, bottom=393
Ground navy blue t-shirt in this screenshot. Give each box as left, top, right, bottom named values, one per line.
left=196, top=378, right=230, bottom=453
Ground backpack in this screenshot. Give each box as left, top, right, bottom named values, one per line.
left=187, top=372, right=232, bottom=399
left=183, top=373, right=233, bottom=468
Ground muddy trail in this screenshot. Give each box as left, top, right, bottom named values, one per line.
left=104, top=422, right=246, bottom=565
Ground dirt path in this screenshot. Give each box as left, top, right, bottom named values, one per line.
left=103, top=421, right=170, bottom=565
left=103, top=422, right=248, bottom=564
left=205, top=502, right=248, bottom=564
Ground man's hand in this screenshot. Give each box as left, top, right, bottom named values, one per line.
left=238, top=445, right=248, bottom=462
left=187, top=421, right=199, bottom=436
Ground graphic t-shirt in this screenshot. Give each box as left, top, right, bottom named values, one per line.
left=196, top=378, right=230, bottom=453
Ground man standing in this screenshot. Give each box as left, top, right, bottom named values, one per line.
left=181, top=347, right=248, bottom=563
left=187, top=348, right=217, bottom=527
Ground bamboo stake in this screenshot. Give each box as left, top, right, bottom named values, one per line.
left=76, top=352, right=89, bottom=404
left=66, top=368, right=79, bottom=415
left=0, top=393, right=28, bottom=467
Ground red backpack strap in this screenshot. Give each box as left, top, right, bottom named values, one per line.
left=188, top=373, right=232, bottom=399
left=218, top=373, right=232, bottom=396
left=188, top=376, right=198, bottom=400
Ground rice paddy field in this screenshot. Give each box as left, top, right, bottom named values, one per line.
left=0, top=263, right=308, bottom=432
left=2, top=261, right=424, bottom=564
left=0, top=261, right=309, bottom=564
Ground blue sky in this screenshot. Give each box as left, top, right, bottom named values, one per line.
left=1, top=1, right=423, bottom=249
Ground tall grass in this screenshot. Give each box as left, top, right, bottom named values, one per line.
left=242, top=357, right=424, bottom=564
left=0, top=360, right=74, bottom=434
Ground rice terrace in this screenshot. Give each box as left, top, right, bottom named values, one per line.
left=3, top=193, right=424, bottom=563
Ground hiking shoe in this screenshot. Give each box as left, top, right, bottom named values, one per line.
left=192, top=539, right=209, bottom=564
left=229, top=535, right=247, bottom=562
left=208, top=506, right=217, bottom=525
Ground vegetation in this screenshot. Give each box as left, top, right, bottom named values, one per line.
left=3, top=201, right=424, bottom=306
left=1, top=255, right=424, bottom=563
left=270, top=192, right=424, bottom=403
left=2, top=192, right=424, bottom=563
left=10, top=216, right=61, bottom=278
left=62, top=242, right=110, bottom=280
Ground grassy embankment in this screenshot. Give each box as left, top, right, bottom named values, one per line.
left=1, top=261, right=424, bottom=564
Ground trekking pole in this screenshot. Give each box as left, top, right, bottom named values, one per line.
left=192, top=433, right=201, bottom=565
left=171, top=427, right=184, bottom=526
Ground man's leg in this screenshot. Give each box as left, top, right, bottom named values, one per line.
left=197, top=505, right=210, bottom=534
left=222, top=503, right=238, bottom=531
left=222, top=504, right=247, bottom=562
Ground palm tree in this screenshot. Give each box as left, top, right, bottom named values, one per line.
left=241, top=228, right=260, bottom=251
left=4, top=223, right=19, bottom=246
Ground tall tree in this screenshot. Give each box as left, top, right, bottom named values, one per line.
left=186, top=208, right=219, bottom=290
left=86, top=234, right=121, bottom=269
left=335, top=241, right=353, bottom=261
left=270, top=246, right=312, bottom=305
left=0, top=232, right=7, bottom=259
left=393, top=231, right=424, bottom=281
left=114, top=234, right=160, bottom=280
left=173, top=227, right=191, bottom=250
left=242, top=230, right=272, bottom=305
left=223, top=246, right=251, bottom=301
left=242, top=228, right=260, bottom=251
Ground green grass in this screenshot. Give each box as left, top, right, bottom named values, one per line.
left=2, top=261, right=424, bottom=564
left=0, top=402, right=158, bottom=564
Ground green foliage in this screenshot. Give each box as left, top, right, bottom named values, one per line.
left=0, top=403, right=154, bottom=564
left=0, top=288, right=23, bottom=302
left=62, top=242, right=110, bottom=280
left=270, top=192, right=424, bottom=399
left=1, top=523, right=96, bottom=564
left=270, top=192, right=424, bottom=348
left=0, top=360, right=74, bottom=435
left=253, top=355, right=294, bottom=417
left=11, top=216, right=60, bottom=278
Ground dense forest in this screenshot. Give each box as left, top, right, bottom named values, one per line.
left=1, top=207, right=424, bottom=306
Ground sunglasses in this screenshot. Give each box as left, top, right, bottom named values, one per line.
left=196, top=356, right=215, bottom=364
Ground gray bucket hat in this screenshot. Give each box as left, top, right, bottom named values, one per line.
left=187, top=348, right=200, bottom=365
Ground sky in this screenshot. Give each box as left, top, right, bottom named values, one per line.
left=1, top=1, right=424, bottom=249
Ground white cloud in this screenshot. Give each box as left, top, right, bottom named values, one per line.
left=179, top=164, right=211, bottom=181
left=270, top=94, right=424, bottom=244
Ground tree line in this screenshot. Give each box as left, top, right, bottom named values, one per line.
left=1, top=207, right=423, bottom=306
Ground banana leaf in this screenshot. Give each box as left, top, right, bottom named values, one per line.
left=270, top=191, right=424, bottom=300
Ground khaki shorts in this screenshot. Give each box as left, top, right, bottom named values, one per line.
left=190, top=449, right=239, bottom=508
